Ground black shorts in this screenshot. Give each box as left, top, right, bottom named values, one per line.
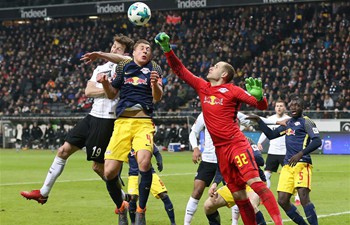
left=264, top=154, right=285, bottom=172
left=65, top=115, right=115, bottom=163
left=195, top=161, right=217, bottom=187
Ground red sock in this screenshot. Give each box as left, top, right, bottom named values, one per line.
left=250, top=181, right=283, bottom=225
left=235, top=199, right=257, bottom=225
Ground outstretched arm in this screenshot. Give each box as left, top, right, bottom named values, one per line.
left=246, top=115, right=284, bottom=139
left=155, top=32, right=206, bottom=90
left=81, top=52, right=131, bottom=64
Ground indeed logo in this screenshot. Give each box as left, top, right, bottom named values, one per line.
left=178, top=0, right=206, bottom=9
left=97, top=3, right=124, bottom=14
left=20, top=8, right=47, bottom=18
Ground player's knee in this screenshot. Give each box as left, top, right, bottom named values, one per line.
left=277, top=196, right=289, bottom=208
left=192, top=187, right=204, bottom=199
left=232, top=189, right=248, bottom=201
left=104, top=169, right=118, bottom=181
left=92, top=162, right=104, bottom=177
left=203, top=198, right=215, bottom=214
left=57, top=142, right=75, bottom=159
left=158, top=192, right=168, bottom=199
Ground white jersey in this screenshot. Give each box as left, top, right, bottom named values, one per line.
left=189, top=112, right=217, bottom=163
left=89, top=62, right=118, bottom=119
left=257, top=114, right=290, bottom=155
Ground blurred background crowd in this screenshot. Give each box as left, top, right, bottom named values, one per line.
left=1, top=2, right=349, bottom=118
left=0, top=1, right=349, bottom=149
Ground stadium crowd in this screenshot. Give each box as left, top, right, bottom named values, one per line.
left=0, top=2, right=349, bottom=120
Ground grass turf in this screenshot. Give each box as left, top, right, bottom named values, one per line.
left=1, top=149, right=349, bottom=225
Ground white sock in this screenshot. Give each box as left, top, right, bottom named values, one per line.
left=264, top=171, right=272, bottom=188
left=295, top=194, right=300, bottom=201
left=184, top=196, right=199, bottom=225
left=40, top=156, right=66, bottom=197
left=231, top=204, right=240, bottom=225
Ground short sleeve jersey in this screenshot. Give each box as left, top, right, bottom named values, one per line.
left=111, top=59, right=162, bottom=118
left=275, top=116, right=320, bottom=165
left=89, top=62, right=118, bottom=119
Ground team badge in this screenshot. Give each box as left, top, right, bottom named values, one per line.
left=218, top=88, right=229, bottom=93
left=141, top=67, right=150, bottom=74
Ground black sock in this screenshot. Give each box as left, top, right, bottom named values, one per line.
left=138, top=169, right=152, bottom=209
left=255, top=211, right=267, bottom=225
left=105, top=176, right=123, bottom=208
left=206, top=210, right=220, bottom=225
left=161, top=195, right=175, bottom=223
left=129, top=199, right=137, bottom=223
left=286, top=204, right=308, bottom=225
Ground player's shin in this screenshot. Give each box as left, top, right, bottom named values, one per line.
left=184, top=197, right=199, bottom=225
left=161, top=194, right=176, bottom=224
left=105, top=175, right=124, bottom=208
left=206, top=210, right=221, bottom=225
left=40, top=156, right=67, bottom=196
left=303, top=202, right=318, bottom=225
left=231, top=205, right=240, bottom=225
left=286, top=204, right=308, bottom=225
left=250, top=181, right=283, bottom=225
left=129, top=199, right=137, bottom=223
left=235, top=199, right=257, bottom=225
left=138, top=169, right=152, bottom=209
left=264, top=171, right=272, bottom=188
left=255, top=211, right=267, bottom=225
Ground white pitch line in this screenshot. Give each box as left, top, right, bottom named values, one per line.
left=0, top=172, right=195, bottom=186
left=266, top=211, right=350, bottom=224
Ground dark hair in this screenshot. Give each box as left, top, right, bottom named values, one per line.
left=133, top=39, right=151, bottom=50
left=114, top=34, right=134, bottom=54
left=223, top=62, right=236, bottom=83
left=291, top=96, right=304, bottom=107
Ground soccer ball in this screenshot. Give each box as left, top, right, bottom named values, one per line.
left=127, top=2, right=151, bottom=26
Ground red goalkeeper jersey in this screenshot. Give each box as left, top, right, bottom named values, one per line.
left=165, top=50, right=268, bottom=147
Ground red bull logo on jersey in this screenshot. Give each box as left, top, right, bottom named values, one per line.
left=124, top=77, right=148, bottom=85
left=203, top=96, right=223, bottom=105
left=285, top=128, right=296, bottom=136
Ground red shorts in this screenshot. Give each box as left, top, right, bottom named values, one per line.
left=216, top=141, right=259, bottom=193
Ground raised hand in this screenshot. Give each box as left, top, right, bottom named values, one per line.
left=192, top=147, right=201, bottom=164
left=154, top=32, right=171, bottom=52
left=80, top=52, right=101, bottom=64
left=150, top=71, right=160, bottom=86
left=245, top=77, right=263, bottom=101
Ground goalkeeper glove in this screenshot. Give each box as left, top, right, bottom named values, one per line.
left=154, top=32, right=171, bottom=53
left=245, top=77, right=263, bottom=101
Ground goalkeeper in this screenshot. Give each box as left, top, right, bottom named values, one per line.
left=155, top=33, right=283, bottom=225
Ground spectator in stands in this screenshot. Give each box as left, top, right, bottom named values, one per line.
left=178, top=123, right=189, bottom=149
left=323, top=94, right=334, bottom=110
left=31, top=122, right=43, bottom=149
left=165, top=124, right=179, bottom=148
left=21, top=123, right=31, bottom=150
left=44, top=123, right=56, bottom=150
left=155, top=125, right=166, bottom=148
left=55, top=125, right=67, bottom=148
left=0, top=2, right=349, bottom=120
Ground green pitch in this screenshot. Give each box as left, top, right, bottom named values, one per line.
left=1, top=149, right=349, bottom=225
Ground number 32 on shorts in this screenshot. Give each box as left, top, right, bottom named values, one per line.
left=235, top=153, right=248, bottom=167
